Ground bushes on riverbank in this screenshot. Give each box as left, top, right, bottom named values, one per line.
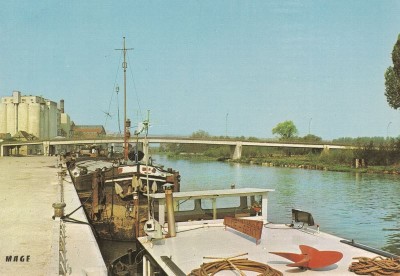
left=158, top=137, right=400, bottom=174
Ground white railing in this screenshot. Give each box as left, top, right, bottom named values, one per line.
left=57, top=165, right=70, bottom=275
left=59, top=220, right=70, bottom=275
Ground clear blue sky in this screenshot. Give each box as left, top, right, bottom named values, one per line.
left=1, top=1, right=400, bottom=140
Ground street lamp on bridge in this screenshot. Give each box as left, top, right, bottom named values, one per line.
left=387, top=121, right=392, bottom=139
left=225, top=113, right=229, bottom=138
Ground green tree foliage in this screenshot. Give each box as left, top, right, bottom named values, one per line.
left=160, top=130, right=211, bottom=154
left=302, top=134, right=322, bottom=142
left=385, top=67, right=400, bottom=109
left=182, top=130, right=211, bottom=153
left=319, top=149, right=354, bottom=165
left=385, top=35, right=400, bottom=109
left=393, top=35, right=400, bottom=76
left=333, top=136, right=387, bottom=145
left=190, top=130, right=210, bottom=138
left=272, top=120, right=298, bottom=139
left=354, top=139, right=400, bottom=166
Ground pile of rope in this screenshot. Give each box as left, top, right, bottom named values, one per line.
left=189, top=253, right=282, bottom=276
left=349, top=256, right=400, bottom=275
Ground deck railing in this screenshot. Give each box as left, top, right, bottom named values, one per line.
left=57, top=163, right=70, bottom=275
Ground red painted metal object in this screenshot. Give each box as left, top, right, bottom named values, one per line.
left=270, top=245, right=343, bottom=269
left=224, top=217, right=263, bottom=244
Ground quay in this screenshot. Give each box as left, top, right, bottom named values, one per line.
left=0, top=156, right=107, bottom=276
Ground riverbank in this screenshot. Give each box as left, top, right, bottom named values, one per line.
left=160, top=152, right=400, bottom=175
left=247, top=157, right=400, bottom=175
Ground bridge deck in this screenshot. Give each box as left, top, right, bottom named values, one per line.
left=0, top=137, right=353, bottom=157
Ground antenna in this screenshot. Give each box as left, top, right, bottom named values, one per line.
left=144, top=110, right=151, bottom=221
left=115, top=84, right=121, bottom=134
left=115, top=37, right=134, bottom=162
left=102, top=110, right=112, bottom=118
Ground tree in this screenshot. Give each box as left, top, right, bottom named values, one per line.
left=385, top=67, right=400, bottom=109
left=185, top=130, right=211, bottom=153
left=385, top=34, right=400, bottom=109
left=190, top=130, right=210, bottom=138
left=303, top=134, right=322, bottom=142
left=272, top=120, right=298, bottom=139
left=393, top=35, right=400, bottom=76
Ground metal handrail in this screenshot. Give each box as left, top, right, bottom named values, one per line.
left=58, top=166, right=70, bottom=275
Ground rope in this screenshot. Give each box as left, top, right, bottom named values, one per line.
left=349, top=256, right=400, bottom=275
left=64, top=190, right=93, bottom=218
left=189, top=253, right=282, bottom=276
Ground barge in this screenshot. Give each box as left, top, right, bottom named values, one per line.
left=110, top=187, right=400, bottom=275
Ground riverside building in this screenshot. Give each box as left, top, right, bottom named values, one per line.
left=0, top=91, right=73, bottom=140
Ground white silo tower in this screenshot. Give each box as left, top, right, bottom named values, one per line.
left=6, top=102, right=15, bottom=136
left=0, top=101, right=7, bottom=134
left=18, top=102, right=29, bottom=134
left=29, top=102, right=41, bottom=138
left=47, top=100, right=58, bottom=138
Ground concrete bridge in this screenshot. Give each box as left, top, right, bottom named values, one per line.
left=0, top=136, right=354, bottom=159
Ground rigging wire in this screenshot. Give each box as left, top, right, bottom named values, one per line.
left=104, top=51, right=123, bottom=133
left=126, top=51, right=143, bottom=123
left=116, top=86, right=121, bottom=134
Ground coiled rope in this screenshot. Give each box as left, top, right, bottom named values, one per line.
left=349, top=256, right=400, bottom=275
left=189, top=253, right=282, bottom=276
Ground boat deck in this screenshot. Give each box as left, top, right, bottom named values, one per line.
left=138, top=187, right=385, bottom=275
left=0, top=156, right=107, bottom=276
left=138, top=218, right=379, bottom=275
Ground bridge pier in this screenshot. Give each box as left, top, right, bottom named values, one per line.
left=322, top=145, right=330, bottom=155
left=43, top=141, right=50, bottom=156
left=231, top=142, right=242, bottom=160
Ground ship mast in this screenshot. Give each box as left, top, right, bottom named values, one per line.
left=116, top=37, right=133, bottom=162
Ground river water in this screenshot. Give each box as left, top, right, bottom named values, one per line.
left=100, top=155, right=400, bottom=264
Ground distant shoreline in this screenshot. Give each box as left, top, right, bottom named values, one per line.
left=160, top=153, right=400, bottom=175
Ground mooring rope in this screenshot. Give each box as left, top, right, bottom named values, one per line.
left=349, top=256, right=400, bottom=275
left=189, top=253, right=283, bottom=276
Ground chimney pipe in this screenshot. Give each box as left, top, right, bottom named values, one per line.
left=164, top=184, right=176, bottom=237
left=60, top=99, right=64, bottom=113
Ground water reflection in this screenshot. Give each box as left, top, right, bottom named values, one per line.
left=156, top=155, right=400, bottom=255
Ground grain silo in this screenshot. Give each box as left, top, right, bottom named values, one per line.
left=40, top=103, right=47, bottom=139
left=29, top=102, right=41, bottom=138
left=18, top=102, right=29, bottom=133
left=47, top=100, right=58, bottom=138
left=0, top=102, right=7, bottom=134
left=1, top=91, right=72, bottom=139
left=6, top=102, right=16, bottom=136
